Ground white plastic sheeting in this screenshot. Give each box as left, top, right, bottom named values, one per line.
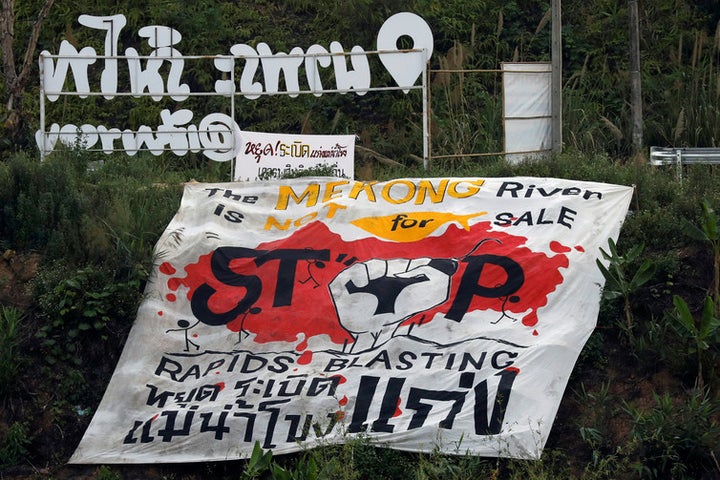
left=70, top=176, right=633, bottom=464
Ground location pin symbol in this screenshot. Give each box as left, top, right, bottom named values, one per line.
left=377, top=12, right=434, bottom=93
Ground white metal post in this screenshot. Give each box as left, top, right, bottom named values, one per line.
left=39, top=53, right=46, bottom=160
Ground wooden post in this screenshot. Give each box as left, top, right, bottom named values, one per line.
left=551, top=0, right=562, bottom=153
left=629, top=0, right=644, bottom=158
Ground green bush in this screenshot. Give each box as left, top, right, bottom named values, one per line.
left=624, top=390, right=720, bottom=479
left=34, top=264, right=141, bottom=366
left=0, top=306, right=23, bottom=397
left=0, top=152, right=87, bottom=260
left=0, top=422, right=32, bottom=468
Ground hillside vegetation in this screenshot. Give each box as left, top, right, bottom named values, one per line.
left=1, top=1, right=720, bottom=479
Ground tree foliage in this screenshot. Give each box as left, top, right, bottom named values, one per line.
left=1, top=1, right=719, bottom=160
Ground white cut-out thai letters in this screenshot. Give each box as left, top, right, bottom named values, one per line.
left=37, top=12, right=434, bottom=160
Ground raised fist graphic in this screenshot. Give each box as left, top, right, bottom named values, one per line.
left=329, top=257, right=457, bottom=353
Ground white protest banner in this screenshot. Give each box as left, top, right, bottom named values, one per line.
left=70, top=176, right=633, bottom=464
left=235, top=132, right=355, bottom=181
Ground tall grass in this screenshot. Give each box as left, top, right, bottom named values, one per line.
left=0, top=306, right=23, bottom=397
left=644, top=24, right=720, bottom=148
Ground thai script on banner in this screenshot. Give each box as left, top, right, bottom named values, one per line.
left=70, top=176, right=633, bottom=464
left=235, top=131, right=355, bottom=181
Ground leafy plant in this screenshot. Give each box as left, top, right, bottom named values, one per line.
left=415, top=446, right=495, bottom=480
left=270, top=455, right=319, bottom=480
left=0, top=421, right=32, bottom=467
left=596, top=238, right=656, bottom=340
left=95, top=465, right=123, bottom=480
left=0, top=152, right=89, bottom=259
left=239, top=441, right=321, bottom=480
left=35, top=265, right=141, bottom=366
left=684, top=199, right=720, bottom=315
left=242, top=441, right=275, bottom=480
left=624, top=390, right=720, bottom=480
left=667, top=295, right=720, bottom=389
left=0, top=305, right=24, bottom=397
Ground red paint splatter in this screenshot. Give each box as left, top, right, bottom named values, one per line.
left=168, top=277, right=182, bottom=292
left=166, top=221, right=569, bottom=344
left=575, top=245, right=585, bottom=252
left=523, top=311, right=539, bottom=327
left=151, top=414, right=159, bottom=422
left=331, top=374, right=347, bottom=384
left=159, top=262, right=176, bottom=275
left=296, top=339, right=308, bottom=352
left=192, top=333, right=198, bottom=338
left=393, top=397, right=403, bottom=417
left=157, top=311, right=163, bottom=316
left=338, top=395, right=348, bottom=406
left=532, top=329, right=539, bottom=336
left=505, top=366, right=520, bottom=374
left=550, top=241, right=571, bottom=253
left=166, top=293, right=177, bottom=302
left=214, top=382, right=225, bottom=390
left=335, top=411, right=345, bottom=421
left=297, top=350, right=313, bottom=365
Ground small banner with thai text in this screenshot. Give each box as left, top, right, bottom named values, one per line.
left=234, top=131, right=355, bottom=181
left=70, top=176, right=633, bottom=463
